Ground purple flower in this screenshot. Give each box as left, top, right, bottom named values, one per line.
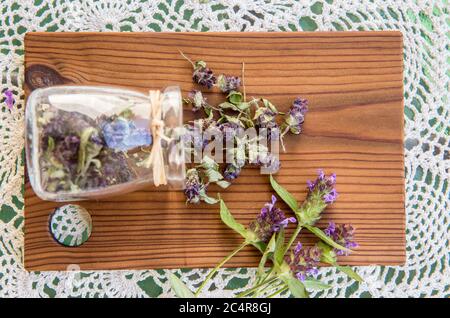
left=324, top=222, right=358, bottom=256
left=257, top=152, right=281, bottom=174
left=193, top=67, right=216, bottom=89
left=217, top=74, right=241, bottom=93
left=219, top=122, right=243, bottom=142
left=184, top=168, right=203, bottom=204
left=4, top=89, right=14, bottom=110
left=188, top=90, right=208, bottom=112
left=184, top=124, right=209, bottom=151
left=284, top=97, right=308, bottom=135
left=223, top=163, right=241, bottom=181
left=298, top=170, right=338, bottom=225
left=255, top=108, right=277, bottom=130
left=287, top=242, right=322, bottom=281
left=293, top=97, right=308, bottom=112
left=307, top=169, right=338, bottom=204
left=249, top=195, right=296, bottom=242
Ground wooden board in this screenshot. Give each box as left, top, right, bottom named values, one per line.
left=24, top=32, right=405, bottom=271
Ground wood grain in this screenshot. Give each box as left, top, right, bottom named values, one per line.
left=24, top=32, right=405, bottom=271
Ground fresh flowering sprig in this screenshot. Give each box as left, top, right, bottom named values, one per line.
left=236, top=172, right=362, bottom=298
left=191, top=194, right=294, bottom=297
left=269, top=171, right=363, bottom=283
left=169, top=172, right=363, bottom=298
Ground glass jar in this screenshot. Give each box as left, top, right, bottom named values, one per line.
left=25, top=85, right=185, bottom=201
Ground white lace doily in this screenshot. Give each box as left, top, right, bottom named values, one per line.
left=0, top=0, right=448, bottom=298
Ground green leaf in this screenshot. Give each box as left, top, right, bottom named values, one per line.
left=47, top=136, right=55, bottom=151
left=318, top=241, right=337, bottom=264
left=303, top=279, right=332, bottom=290
left=77, top=127, right=101, bottom=174
left=336, top=265, right=364, bottom=283
left=251, top=241, right=266, bottom=254
left=215, top=180, right=230, bottom=189
left=194, top=60, right=207, bottom=69
left=253, top=107, right=266, bottom=120
left=224, top=114, right=245, bottom=127
left=304, top=225, right=350, bottom=253
left=284, top=277, right=309, bottom=298
left=273, top=228, right=285, bottom=265
left=205, top=169, right=223, bottom=183
left=168, top=273, right=195, bottom=298
left=262, top=98, right=278, bottom=113
left=237, top=102, right=250, bottom=111
left=204, top=106, right=212, bottom=117
left=201, top=193, right=219, bottom=204
left=200, top=155, right=218, bottom=170
left=228, top=91, right=243, bottom=105
left=218, top=102, right=239, bottom=111
left=220, top=199, right=248, bottom=239
left=269, top=175, right=299, bottom=213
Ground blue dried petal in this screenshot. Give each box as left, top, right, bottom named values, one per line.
left=102, top=118, right=152, bottom=151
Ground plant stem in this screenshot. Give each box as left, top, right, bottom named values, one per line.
left=242, top=62, right=246, bottom=102
left=194, top=241, right=248, bottom=297
left=267, top=285, right=289, bottom=298
left=260, top=266, right=275, bottom=285
left=283, top=225, right=303, bottom=257
left=236, top=277, right=278, bottom=298
left=254, top=279, right=284, bottom=297
left=253, top=267, right=276, bottom=297
left=179, top=50, right=195, bottom=68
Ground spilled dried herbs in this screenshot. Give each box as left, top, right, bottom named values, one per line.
left=180, top=52, right=308, bottom=204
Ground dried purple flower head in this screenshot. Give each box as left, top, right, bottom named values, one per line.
left=184, top=168, right=204, bottom=204
left=53, top=135, right=80, bottom=174
left=4, top=89, right=14, bottom=110
left=193, top=61, right=216, bottom=89
left=249, top=195, right=296, bottom=243
left=188, top=90, right=208, bottom=112
left=219, top=121, right=244, bottom=142
left=324, top=222, right=358, bottom=256
left=284, top=97, right=308, bottom=135
left=217, top=74, right=241, bottom=93
left=298, top=170, right=338, bottom=225
left=257, top=152, right=281, bottom=174
left=184, top=124, right=209, bottom=151
left=223, top=163, right=241, bottom=181
left=287, top=243, right=322, bottom=281
left=293, top=97, right=308, bottom=112
left=81, top=148, right=134, bottom=190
